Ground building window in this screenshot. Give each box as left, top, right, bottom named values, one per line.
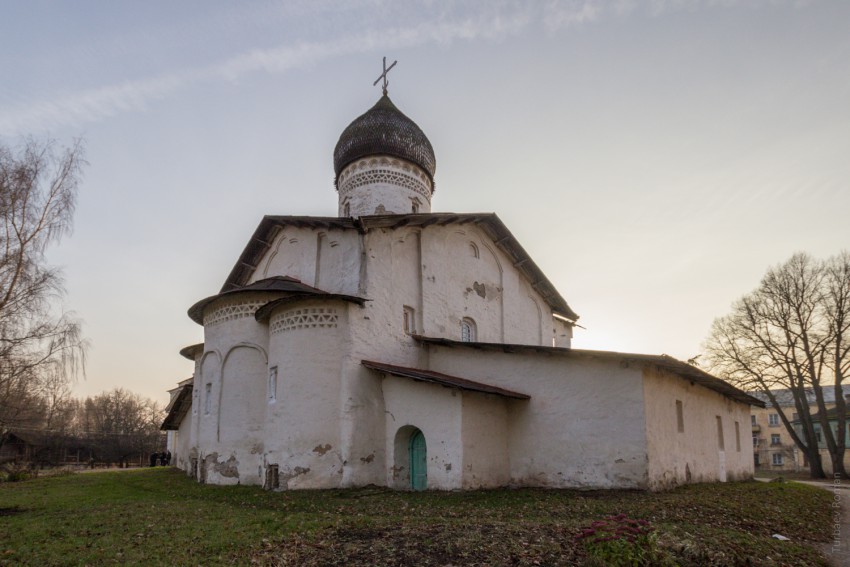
left=461, top=317, right=476, bottom=342
left=403, top=306, right=416, bottom=335
left=750, top=414, right=756, bottom=426
left=343, top=201, right=351, bottom=217
left=204, top=383, right=212, bottom=415
left=772, top=453, right=784, bottom=466
left=675, top=400, right=684, bottom=433
left=716, top=416, right=725, bottom=451
left=469, top=242, right=480, bottom=259
left=768, top=413, right=779, bottom=426
left=752, top=435, right=759, bottom=447
left=268, top=366, right=278, bottom=403
left=192, top=388, right=199, bottom=416
left=735, top=421, right=741, bottom=452
left=771, top=433, right=780, bottom=445
left=754, top=454, right=760, bottom=467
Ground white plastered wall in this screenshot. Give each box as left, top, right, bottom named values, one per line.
left=263, top=299, right=348, bottom=489
left=426, top=345, right=650, bottom=489
left=196, top=292, right=271, bottom=486
left=250, top=227, right=362, bottom=296
left=381, top=375, right=463, bottom=490
left=461, top=393, right=511, bottom=489
left=337, top=156, right=433, bottom=217
left=642, top=366, right=755, bottom=490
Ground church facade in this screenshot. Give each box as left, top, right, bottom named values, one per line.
left=162, top=88, right=761, bottom=491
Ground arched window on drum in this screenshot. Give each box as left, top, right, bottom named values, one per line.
left=461, top=317, right=476, bottom=342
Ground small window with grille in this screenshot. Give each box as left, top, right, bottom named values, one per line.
left=461, top=318, right=476, bottom=342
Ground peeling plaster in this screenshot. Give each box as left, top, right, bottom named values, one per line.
left=313, top=444, right=333, bottom=455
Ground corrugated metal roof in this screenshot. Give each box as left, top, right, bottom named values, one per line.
left=188, top=276, right=348, bottom=325
left=362, top=360, right=530, bottom=400
left=415, top=336, right=765, bottom=407
left=161, top=384, right=193, bottom=431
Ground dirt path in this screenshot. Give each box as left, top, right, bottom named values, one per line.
left=796, top=480, right=850, bottom=567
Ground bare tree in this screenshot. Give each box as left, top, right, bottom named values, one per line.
left=705, top=252, right=850, bottom=479
left=81, top=389, right=163, bottom=467
left=0, top=138, right=87, bottom=451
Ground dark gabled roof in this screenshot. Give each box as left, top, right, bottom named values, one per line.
left=188, top=276, right=336, bottom=325
left=220, top=213, right=578, bottom=321
left=362, top=360, right=530, bottom=400
left=414, top=336, right=765, bottom=407
left=161, top=383, right=193, bottom=431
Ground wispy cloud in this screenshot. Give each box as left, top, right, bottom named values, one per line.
left=0, top=8, right=531, bottom=134
left=0, top=0, right=811, bottom=134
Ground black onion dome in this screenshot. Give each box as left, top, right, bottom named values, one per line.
left=333, top=95, right=436, bottom=181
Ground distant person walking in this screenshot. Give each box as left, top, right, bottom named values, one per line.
left=166, top=451, right=172, bottom=466
left=150, top=452, right=158, bottom=467
left=159, top=452, right=167, bottom=466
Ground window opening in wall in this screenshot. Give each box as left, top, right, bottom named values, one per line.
left=268, top=366, right=278, bottom=402
left=204, top=383, right=212, bottom=415
left=469, top=242, right=479, bottom=259
left=750, top=414, right=756, bottom=425
left=343, top=201, right=351, bottom=217
left=716, top=416, right=725, bottom=450
left=772, top=453, right=783, bottom=466
left=752, top=435, right=758, bottom=447
left=771, top=433, right=781, bottom=445
left=768, top=413, right=779, bottom=426
left=675, top=400, right=684, bottom=433
left=403, top=306, right=416, bottom=335
left=754, top=453, right=760, bottom=467
left=735, top=421, right=741, bottom=452
left=265, top=464, right=280, bottom=490
left=461, top=317, right=476, bottom=342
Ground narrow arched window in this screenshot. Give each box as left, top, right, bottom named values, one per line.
left=469, top=242, right=479, bottom=259
left=343, top=201, right=351, bottom=217
left=461, top=318, right=476, bottom=342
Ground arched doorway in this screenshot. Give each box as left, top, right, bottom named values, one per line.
left=409, top=429, right=427, bottom=491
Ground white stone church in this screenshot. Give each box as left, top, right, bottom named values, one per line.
left=162, top=79, right=761, bottom=491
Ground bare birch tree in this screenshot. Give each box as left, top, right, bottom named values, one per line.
left=705, top=252, right=850, bottom=479
left=0, top=138, right=87, bottom=449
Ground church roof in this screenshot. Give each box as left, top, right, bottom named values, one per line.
left=415, top=336, right=765, bottom=407
left=161, top=382, right=193, bottom=431
left=188, top=276, right=345, bottom=325
left=220, top=213, right=579, bottom=322
left=362, top=360, right=530, bottom=400
left=333, top=95, right=436, bottom=183
left=179, top=343, right=204, bottom=360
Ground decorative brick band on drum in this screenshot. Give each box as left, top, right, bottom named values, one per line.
left=204, top=301, right=264, bottom=326
left=271, top=307, right=338, bottom=334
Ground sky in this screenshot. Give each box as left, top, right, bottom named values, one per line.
left=2, top=0, right=848, bottom=405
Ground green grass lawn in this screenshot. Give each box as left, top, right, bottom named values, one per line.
left=0, top=468, right=833, bottom=566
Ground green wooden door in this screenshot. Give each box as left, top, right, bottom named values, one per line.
left=409, top=430, right=427, bottom=491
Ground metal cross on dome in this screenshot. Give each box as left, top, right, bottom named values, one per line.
left=373, top=57, right=397, bottom=96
